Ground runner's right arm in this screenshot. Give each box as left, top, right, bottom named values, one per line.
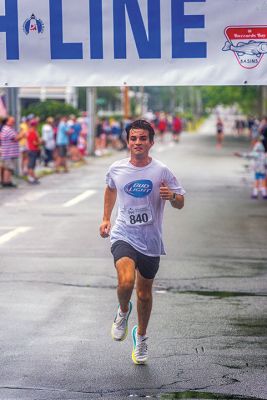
left=99, top=186, right=117, bottom=238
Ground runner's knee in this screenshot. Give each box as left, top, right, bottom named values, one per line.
left=118, top=277, right=135, bottom=291
left=136, top=289, right=152, bottom=303
left=116, top=257, right=135, bottom=290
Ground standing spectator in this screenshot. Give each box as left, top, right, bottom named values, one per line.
left=19, top=117, right=29, bottom=175
left=77, top=130, right=87, bottom=159
left=259, top=116, right=267, bottom=152
left=235, top=136, right=267, bottom=199
left=250, top=118, right=260, bottom=148
left=247, top=116, right=255, bottom=139
left=110, top=119, right=121, bottom=150
left=95, top=118, right=105, bottom=156
left=41, top=117, right=56, bottom=167
left=56, top=116, right=70, bottom=173
left=172, top=115, right=182, bottom=143
left=27, top=119, right=41, bottom=184
left=0, top=116, right=25, bottom=188
left=157, top=114, right=167, bottom=141
left=69, top=116, right=82, bottom=161
left=103, top=119, right=112, bottom=148
left=216, top=117, right=224, bottom=149
left=235, top=118, right=245, bottom=136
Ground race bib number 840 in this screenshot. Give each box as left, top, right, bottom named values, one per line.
left=125, top=206, right=153, bottom=226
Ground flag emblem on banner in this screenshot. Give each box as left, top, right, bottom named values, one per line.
left=23, top=14, right=44, bottom=35
left=222, top=26, right=267, bottom=69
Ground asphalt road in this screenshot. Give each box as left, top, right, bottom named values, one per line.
left=0, top=126, right=266, bottom=400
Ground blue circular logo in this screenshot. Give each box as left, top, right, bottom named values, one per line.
left=124, top=180, right=153, bottom=198
left=23, top=14, right=44, bottom=35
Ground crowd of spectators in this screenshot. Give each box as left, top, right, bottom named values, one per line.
left=234, top=115, right=267, bottom=199
left=0, top=114, right=88, bottom=188
left=94, top=112, right=184, bottom=156
left=0, top=111, right=185, bottom=188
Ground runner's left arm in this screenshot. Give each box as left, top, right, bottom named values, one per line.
left=160, top=168, right=185, bottom=210
left=159, top=182, right=184, bottom=209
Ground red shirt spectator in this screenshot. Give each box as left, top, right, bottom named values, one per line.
left=158, top=119, right=167, bottom=133
left=27, top=126, right=40, bottom=151
left=172, top=117, right=182, bottom=133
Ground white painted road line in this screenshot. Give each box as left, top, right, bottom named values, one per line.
left=63, top=190, right=96, bottom=208
left=0, top=227, right=32, bottom=245
left=4, top=191, right=48, bottom=207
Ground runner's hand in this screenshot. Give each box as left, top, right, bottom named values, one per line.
left=100, top=220, right=111, bottom=238
left=159, top=182, right=172, bottom=201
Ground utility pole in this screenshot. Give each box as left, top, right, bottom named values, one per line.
left=140, top=86, right=144, bottom=117
left=123, top=86, right=130, bottom=119
left=86, top=87, right=96, bottom=156
left=6, top=88, right=20, bottom=129
left=169, top=87, right=176, bottom=114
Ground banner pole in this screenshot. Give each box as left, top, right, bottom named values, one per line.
left=86, top=87, right=96, bottom=156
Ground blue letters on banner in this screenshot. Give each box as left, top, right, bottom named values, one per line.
left=0, top=0, right=207, bottom=61
left=172, top=0, right=207, bottom=58
left=113, top=0, right=161, bottom=59
left=90, top=0, right=103, bottom=59
left=50, top=0, right=83, bottom=59
left=0, top=0, right=19, bottom=60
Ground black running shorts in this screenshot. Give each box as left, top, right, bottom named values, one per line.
left=111, top=240, right=160, bottom=280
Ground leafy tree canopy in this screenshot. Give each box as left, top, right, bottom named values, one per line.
left=22, top=100, right=79, bottom=121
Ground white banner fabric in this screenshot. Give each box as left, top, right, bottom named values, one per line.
left=0, top=0, right=267, bottom=87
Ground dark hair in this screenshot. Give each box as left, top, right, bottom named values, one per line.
left=1, top=117, right=8, bottom=127
left=125, top=119, right=155, bottom=142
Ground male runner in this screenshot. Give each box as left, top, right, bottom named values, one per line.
left=99, top=120, right=185, bottom=364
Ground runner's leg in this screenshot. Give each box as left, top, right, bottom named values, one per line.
left=136, top=270, right=153, bottom=336
left=116, top=257, right=135, bottom=313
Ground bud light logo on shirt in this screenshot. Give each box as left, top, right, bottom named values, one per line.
left=124, top=180, right=153, bottom=198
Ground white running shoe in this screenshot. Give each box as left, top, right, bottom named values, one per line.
left=111, top=301, right=132, bottom=341
left=131, top=325, right=148, bottom=364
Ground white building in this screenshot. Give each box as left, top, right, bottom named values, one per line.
left=19, top=87, right=78, bottom=108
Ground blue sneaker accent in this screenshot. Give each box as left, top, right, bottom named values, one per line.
left=131, top=325, right=148, bottom=364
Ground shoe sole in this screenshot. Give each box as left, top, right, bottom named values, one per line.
left=111, top=301, right=132, bottom=341
left=132, top=350, right=146, bottom=365
left=111, top=325, right=128, bottom=341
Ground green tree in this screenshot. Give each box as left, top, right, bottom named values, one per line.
left=22, top=100, right=79, bottom=121
left=199, top=86, right=259, bottom=114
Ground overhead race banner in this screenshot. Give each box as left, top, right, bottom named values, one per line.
left=0, top=0, right=267, bottom=86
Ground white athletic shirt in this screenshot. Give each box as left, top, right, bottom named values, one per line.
left=106, top=158, right=185, bottom=256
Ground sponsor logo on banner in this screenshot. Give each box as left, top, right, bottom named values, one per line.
left=23, top=13, right=44, bottom=35
left=222, top=26, right=267, bottom=69
left=124, top=180, right=153, bottom=198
